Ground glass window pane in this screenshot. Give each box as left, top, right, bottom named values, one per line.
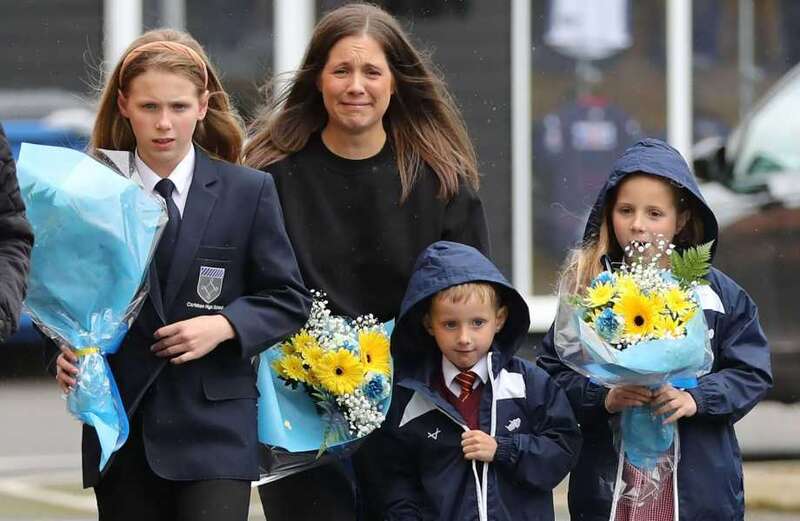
left=530, top=0, right=663, bottom=294
left=184, top=0, right=274, bottom=120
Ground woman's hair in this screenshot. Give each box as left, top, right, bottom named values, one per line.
left=243, top=3, right=479, bottom=201
left=559, top=173, right=705, bottom=294
left=90, top=28, right=244, bottom=162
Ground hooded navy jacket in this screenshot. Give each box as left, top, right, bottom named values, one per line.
left=380, top=241, right=581, bottom=521
left=537, top=138, right=773, bottom=521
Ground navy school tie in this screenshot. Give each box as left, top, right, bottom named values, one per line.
left=154, top=178, right=181, bottom=288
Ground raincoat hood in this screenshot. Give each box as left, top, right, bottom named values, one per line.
left=583, top=138, right=719, bottom=259
left=392, top=241, right=529, bottom=381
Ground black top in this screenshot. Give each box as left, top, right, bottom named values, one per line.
left=266, top=133, right=489, bottom=321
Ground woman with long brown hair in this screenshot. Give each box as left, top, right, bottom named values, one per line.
left=245, top=3, right=489, bottom=519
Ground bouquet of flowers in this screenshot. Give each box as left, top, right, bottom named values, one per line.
left=256, top=292, right=393, bottom=483
left=554, top=236, right=714, bottom=505
left=17, top=144, right=166, bottom=470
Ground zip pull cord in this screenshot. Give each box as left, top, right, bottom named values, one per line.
left=478, top=353, right=499, bottom=521
left=601, top=254, right=614, bottom=273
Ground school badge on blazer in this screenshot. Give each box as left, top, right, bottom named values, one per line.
left=197, top=266, right=225, bottom=303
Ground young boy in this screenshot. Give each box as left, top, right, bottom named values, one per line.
left=379, top=241, right=581, bottom=521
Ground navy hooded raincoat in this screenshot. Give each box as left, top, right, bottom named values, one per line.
left=537, top=138, right=773, bottom=521
left=380, top=241, right=581, bottom=521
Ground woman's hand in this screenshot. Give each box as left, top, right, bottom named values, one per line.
left=652, top=384, right=697, bottom=424
left=604, top=385, right=653, bottom=414
left=462, top=430, right=497, bottom=463
left=55, top=346, right=79, bottom=394
left=151, top=315, right=236, bottom=364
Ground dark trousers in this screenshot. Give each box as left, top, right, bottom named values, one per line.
left=258, top=434, right=386, bottom=521
left=258, top=460, right=357, bottom=521
left=94, top=413, right=251, bottom=521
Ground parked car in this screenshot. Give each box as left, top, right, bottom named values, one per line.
left=1, top=89, right=93, bottom=377
left=694, top=63, right=800, bottom=403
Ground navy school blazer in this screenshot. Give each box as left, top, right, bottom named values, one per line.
left=48, top=148, right=311, bottom=487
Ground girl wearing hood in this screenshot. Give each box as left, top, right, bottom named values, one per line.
left=538, top=138, right=773, bottom=521
left=381, top=241, right=581, bottom=521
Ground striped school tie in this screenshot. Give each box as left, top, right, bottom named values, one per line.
left=454, top=371, right=478, bottom=401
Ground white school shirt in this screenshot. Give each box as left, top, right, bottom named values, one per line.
left=441, top=354, right=489, bottom=398
left=134, top=147, right=195, bottom=217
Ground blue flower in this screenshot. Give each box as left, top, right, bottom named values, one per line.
left=591, top=271, right=614, bottom=288
left=595, top=308, right=623, bottom=342
left=364, top=374, right=389, bottom=402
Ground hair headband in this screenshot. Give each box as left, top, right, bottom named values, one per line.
left=119, top=40, right=209, bottom=88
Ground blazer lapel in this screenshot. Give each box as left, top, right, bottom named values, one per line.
left=148, top=263, right=167, bottom=323
left=163, top=149, right=220, bottom=310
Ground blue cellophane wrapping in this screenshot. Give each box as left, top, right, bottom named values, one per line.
left=17, top=143, right=166, bottom=470
left=554, top=282, right=714, bottom=471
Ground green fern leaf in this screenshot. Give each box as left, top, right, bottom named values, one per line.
left=670, top=241, right=714, bottom=285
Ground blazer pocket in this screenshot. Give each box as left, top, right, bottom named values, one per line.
left=196, top=245, right=236, bottom=262
left=202, top=375, right=259, bottom=401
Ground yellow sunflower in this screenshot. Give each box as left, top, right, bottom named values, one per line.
left=584, top=282, right=616, bottom=308
left=359, top=330, right=391, bottom=376
left=664, top=287, right=695, bottom=316
left=313, top=349, right=364, bottom=396
left=614, top=290, right=657, bottom=338
left=274, top=355, right=309, bottom=383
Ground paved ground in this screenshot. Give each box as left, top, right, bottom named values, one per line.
left=1, top=378, right=799, bottom=520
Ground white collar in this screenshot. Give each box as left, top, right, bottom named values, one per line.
left=441, top=354, right=489, bottom=389
left=135, top=146, right=195, bottom=196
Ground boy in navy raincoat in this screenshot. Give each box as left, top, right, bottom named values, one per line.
left=380, top=241, right=581, bottom=521
left=538, top=138, right=773, bottom=520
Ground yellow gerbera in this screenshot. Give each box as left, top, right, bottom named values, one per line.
left=300, top=343, right=326, bottom=367
left=359, top=331, right=391, bottom=376
left=585, top=282, right=615, bottom=308
left=313, top=349, right=364, bottom=396
left=298, top=343, right=325, bottom=385
left=676, top=306, right=697, bottom=324
left=274, top=355, right=309, bottom=383
left=294, top=333, right=321, bottom=359
left=649, top=292, right=667, bottom=315
left=615, top=274, right=639, bottom=296
left=280, top=340, right=296, bottom=356
left=614, top=290, right=657, bottom=337
left=292, top=330, right=318, bottom=353
left=664, top=287, right=695, bottom=316
left=654, top=314, right=685, bottom=337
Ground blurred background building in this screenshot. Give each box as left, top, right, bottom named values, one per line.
left=1, top=2, right=800, bottom=518
left=3, top=0, right=799, bottom=398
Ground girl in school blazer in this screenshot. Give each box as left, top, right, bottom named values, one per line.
left=51, top=29, right=310, bottom=521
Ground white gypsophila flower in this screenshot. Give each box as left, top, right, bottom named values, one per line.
left=336, top=388, right=386, bottom=437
